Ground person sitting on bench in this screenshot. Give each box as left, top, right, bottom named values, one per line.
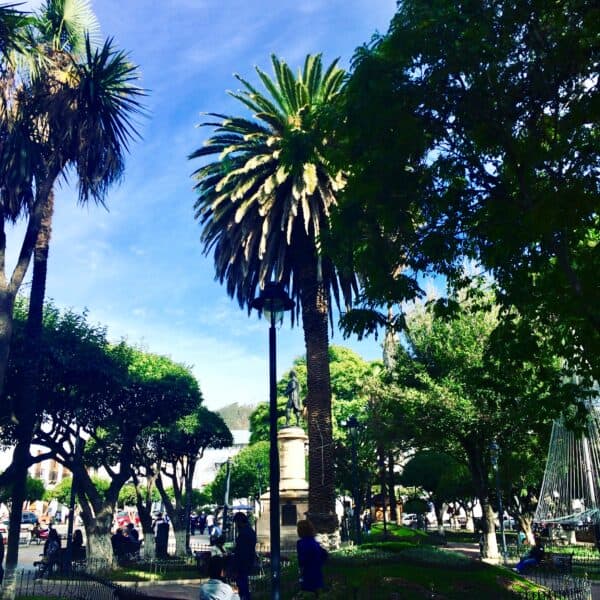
left=514, top=537, right=545, bottom=573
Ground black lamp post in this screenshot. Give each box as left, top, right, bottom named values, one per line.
left=490, top=440, right=507, bottom=563
left=251, top=282, right=294, bottom=600
left=342, top=415, right=361, bottom=545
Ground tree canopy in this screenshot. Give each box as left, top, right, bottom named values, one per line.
left=333, top=0, right=599, bottom=382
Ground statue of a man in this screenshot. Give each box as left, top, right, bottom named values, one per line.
left=285, top=370, right=302, bottom=427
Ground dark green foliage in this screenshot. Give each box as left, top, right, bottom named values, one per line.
left=0, top=475, right=45, bottom=504
left=334, top=0, right=599, bottom=382
left=400, top=451, right=474, bottom=511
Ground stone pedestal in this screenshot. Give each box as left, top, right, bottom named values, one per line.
left=256, top=426, right=309, bottom=550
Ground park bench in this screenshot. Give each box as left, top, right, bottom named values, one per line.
left=539, top=551, right=573, bottom=574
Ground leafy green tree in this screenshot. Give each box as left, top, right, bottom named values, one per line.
left=3, top=301, right=198, bottom=561
left=190, top=54, right=357, bottom=532
left=384, top=294, right=570, bottom=558
left=400, top=451, right=473, bottom=533
left=154, top=406, right=232, bottom=555
left=0, top=4, right=30, bottom=60
left=118, top=483, right=139, bottom=507
left=334, top=0, right=599, bottom=383
left=45, top=477, right=73, bottom=505
left=0, top=476, right=44, bottom=505
left=209, top=442, right=270, bottom=505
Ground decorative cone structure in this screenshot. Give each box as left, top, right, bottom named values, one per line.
left=535, top=401, right=600, bottom=542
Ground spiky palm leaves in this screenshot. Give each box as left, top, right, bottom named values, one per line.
left=191, top=54, right=355, bottom=314
left=0, top=4, right=31, bottom=61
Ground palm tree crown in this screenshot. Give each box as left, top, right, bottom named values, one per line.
left=191, top=53, right=355, bottom=315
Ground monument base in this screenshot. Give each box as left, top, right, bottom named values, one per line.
left=256, top=426, right=309, bottom=550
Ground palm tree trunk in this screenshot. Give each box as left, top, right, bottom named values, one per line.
left=3, top=191, right=54, bottom=587
left=299, top=271, right=337, bottom=536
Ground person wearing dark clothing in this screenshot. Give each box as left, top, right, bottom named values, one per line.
left=43, top=529, right=62, bottom=574
left=125, top=523, right=141, bottom=555
left=232, top=512, right=256, bottom=600
left=0, top=531, right=5, bottom=584
left=199, top=512, right=207, bottom=535
left=111, top=529, right=129, bottom=563
left=514, top=538, right=545, bottom=573
left=72, top=529, right=86, bottom=561
left=296, top=519, right=328, bottom=594
left=153, top=513, right=169, bottom=559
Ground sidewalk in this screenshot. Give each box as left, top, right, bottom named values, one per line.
left=123, top=580, right=203, bottom=599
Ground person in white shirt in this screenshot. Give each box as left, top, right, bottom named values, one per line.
left=199, top=555, right=239, bottom=600
left=206, top=513, right=215, bottom=536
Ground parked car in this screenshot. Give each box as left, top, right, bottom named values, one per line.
left=21, top=512, right=39, bottom=526
left=402, top=513, right=418, bottom=526
left=115, top=510, right=140, bottom=529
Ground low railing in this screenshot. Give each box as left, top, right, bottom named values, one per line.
left=12, top=569, right=148, bottom=600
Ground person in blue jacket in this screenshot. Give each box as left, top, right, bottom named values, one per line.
left=296, top=519, right=328, bottom=595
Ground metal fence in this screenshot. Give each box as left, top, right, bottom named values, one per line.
left=518, top=571, right=591, bottom=600
left=12, top=569, right=149, bottom=600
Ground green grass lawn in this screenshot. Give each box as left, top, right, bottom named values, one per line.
left=251, top=546, right=543, bottom=599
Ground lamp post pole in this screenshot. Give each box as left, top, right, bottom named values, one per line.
left=268, top=310, right=280, bottom=599
left=343, top=416, right=361, bottom=545
left=223, top=457, right=232, bottom=538
left=251, top=282, right=294, bottom=600
left=490, top=440, right=507, bottom=564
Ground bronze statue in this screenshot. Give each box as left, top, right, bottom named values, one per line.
left=285, top=370, right=302, bottom=427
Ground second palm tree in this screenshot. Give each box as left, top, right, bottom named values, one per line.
left=190, top=54, right=357, bottom=536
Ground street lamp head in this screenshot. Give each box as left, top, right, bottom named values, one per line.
left=250, top=281, right=294, bottom=325
left=341, top=414, right=359, bottom=436
left=490, top=440, right=500, bottom=469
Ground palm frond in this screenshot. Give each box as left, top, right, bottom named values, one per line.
left=0, top=3, right=33, bottom=62
left=38, top=0, right=101, bottom=54
left=190, top=53, right=358, bottom=315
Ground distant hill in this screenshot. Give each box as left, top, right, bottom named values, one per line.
left=218, top=403, right=256, bottom=431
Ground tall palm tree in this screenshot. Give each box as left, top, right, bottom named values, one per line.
left=190, top=54, right=357, bottom=535
left=1, top=1, right=144, bottom=575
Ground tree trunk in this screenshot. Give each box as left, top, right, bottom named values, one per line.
left=174, top=529, right=187, bottom=557
left=481, top=499, right=500, bottom=559
left=435, top=503, right=445, bottom=535
left=87, top=532, right=114, bottom=565
left=4, top=192, right=55, bottom=578
left=0, top=288, right=15, bottom=407
left=3, top=441, right=29, bottom=600
left=299, top=270, right=336, bottom=536
left=518, top=515, right=535, bottom=545
left=134, top=472, right=157, bottom=557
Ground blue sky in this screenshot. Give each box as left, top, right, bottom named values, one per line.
left=10, top=0, right=398, bottom=411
